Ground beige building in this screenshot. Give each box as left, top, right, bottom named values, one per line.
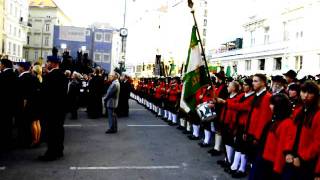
left=0, top=0, right=4, bottom=55
left=24, top=0, right=71, bottom=62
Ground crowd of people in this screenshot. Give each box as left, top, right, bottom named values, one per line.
left=0, top=47, right=132, bottom=161
left=132, top=69, right=320, bottom=180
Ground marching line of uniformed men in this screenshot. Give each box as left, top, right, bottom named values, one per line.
left=132, top=70, right=320, bottom=180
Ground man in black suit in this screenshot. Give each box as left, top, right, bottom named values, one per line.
left=16, top=62, right=40, bottom=147
left=87, top=67, right=105, bottom=119
left=0, top=59, right=18, bottom=151
left=38, top=55, right=68, bottom=161
left=116, top=74, right=132, bottom=117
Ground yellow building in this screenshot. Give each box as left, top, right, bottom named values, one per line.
left=24, top=0, right=71, bottom=62
left=0, top=0, right=4, bottom=55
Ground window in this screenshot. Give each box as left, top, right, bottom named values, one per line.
left=27, top=36, right=30, bottom=45
left=245, top=60, right=251, bottom=71
left=44, top=36, right=49, bottom=46
left=94, top=53, right=102, bottom=62
left=296, top=31, right=303, bottom=39
left=44, top=51, right=48, bottom=59
left=264, top=27, right=270, bottom=44
left=17, top=45, right=20, bottom=56
left=95, top=33, right=103, bottom=42
left=9, top=25, right=12, bottom=34
left=250, top=31, right=255, bottom=46
left=8, top=42, right=11, bottom=54
left=102, top=53, right=111, bottom=63
left=203, top=28, right=207, bottom=36
left=295, top=56, right=303, bottom=70
left=24, top=50, right=29, bottom=59
left=13, top=44, right=16, bottom=55
left=283, top=22, right=289, bottom=41
left=45, top=24, right=50, bottom=31
left=86, top=30, right=91, bottom=36
left=34, top=51, right=39, bottom=60
left=136, top=65, right=142, bottom=72
left=14, top=27, right=17, bottom=36
left=203, top=38, right=206, bottom=46
left=104, top=33, right=111, bottom=42
left=204, top=9, right=208, bottom=17
left=204, top=19, right=207, bottom=26
left=258, top=59, right=265, bottom=70
left=18, top=29, right=21, bottom=38
left=10, top=4, right=13, bottom=15
left=274, top=57, right=282, bottom=70
left=15, top=6, right=18, bottom=17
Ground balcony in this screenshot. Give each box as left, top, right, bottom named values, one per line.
left=210, top=41, right=288, bottom=61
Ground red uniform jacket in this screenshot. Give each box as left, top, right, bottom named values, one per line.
left=291, top=107, right=320, bottom=173
left=262, top=118, right=296, bottom=174
left=195, top=85, right=214, bottom=105
left=227, top=92, right=255, bottom=130
left=155, top=85, right=162, bottom=99
left=221, top=93, right=242, bottom=130
left=168, top=84, right=180, bottom=102
left=246, top=90, right=273, bottom=140
left=215, top=83, right=229, bottom=120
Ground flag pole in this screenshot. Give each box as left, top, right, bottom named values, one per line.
left=188, top=0, right=216, bottom=98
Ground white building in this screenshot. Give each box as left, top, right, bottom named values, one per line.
left=111, top=29, right=122, bottom=71
left=24, top=0, right=71, bottom=62
left=209, top=0, right=320, bottom=77
left=2, top=0, right=29, bottom=62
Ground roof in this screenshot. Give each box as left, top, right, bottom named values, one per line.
left=29, top=0, right=58, bottom=8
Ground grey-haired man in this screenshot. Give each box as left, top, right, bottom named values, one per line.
left=104, top=71, right=120, bottom=134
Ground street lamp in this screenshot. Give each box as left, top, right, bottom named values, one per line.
left=119, top=0, right=129, bottom=74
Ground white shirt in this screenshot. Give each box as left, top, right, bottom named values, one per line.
left=49, top=67, right=59, bottom=73
left=3, top=68, right=12, bottom=72
left=256, top=87, right=267, bottom=96
left=245, top=91, right=255, bottom=98
left=229, top=93, right=237, bottom=98
left=19, top=71, right=30, bottom=78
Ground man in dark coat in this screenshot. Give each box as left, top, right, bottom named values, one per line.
left=67, top=72, right=81, bottom=119
left=0, top=59, right=18, bottom=151
left=87, top=67, right=105, bottom=119
left=16, top=62, right=41, bottom=147
left=116, top=74, right=132, bottom=117
left=38, top=55, right=68, bottom=161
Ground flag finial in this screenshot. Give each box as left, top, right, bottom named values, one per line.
left=188, top=0, right=193, bottom=8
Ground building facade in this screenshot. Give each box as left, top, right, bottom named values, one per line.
left=0, top=0, right=4, bottom=55
left=24, top=0, right=71, bottom=62
left=2, top=0, right=29, bottom=62
left=193, top=0, right=208, bottom=50
left=53, top=25, right=119, bottom=72
left=209, top=0, right=320, bottom=77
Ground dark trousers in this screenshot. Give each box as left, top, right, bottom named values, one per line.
left=45, top=116, right=65, bottom=157
left=87, top=96, right=102, bottom=118
left=0, top=115, right=13, bottom=150
left=282, top=161, right=315, bottom=180
left=16, top=114, right=32, bottom=147
left=249, top=157, right=280, bottom=180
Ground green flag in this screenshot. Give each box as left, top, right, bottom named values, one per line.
left=180, top=26, right=210, bottom=113
left=226, top=65, right=231, bottom=78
